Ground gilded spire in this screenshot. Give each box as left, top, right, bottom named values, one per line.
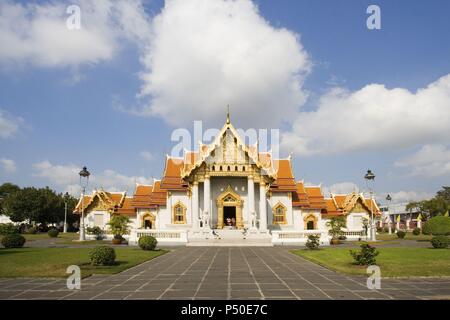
left=226, top=105, right=230, bottom=124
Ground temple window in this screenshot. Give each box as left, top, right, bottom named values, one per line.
left=227, top=166, right=231, bottom=171
left=273, top=203, right=287, bottom=224
left=235, top=166, right=238, bottom=171
left=212, top=165, right=215, bottom=171
left=173, top=202, right=186, bottom=224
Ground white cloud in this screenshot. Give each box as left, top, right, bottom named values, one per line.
left=394, top=144, right=450, bottom=177
left=0, top=158, right=16, bottom=173
left=32, top=160, right=152, bottom=194
left=140, top=150, right=154, bottom=161
left=134, top=0, right=310, bottom=128
left=381, top=190, right=433, bottom=204
left=322, top=182, right=360, bottom=196
left=0, top=109, right=22, bottom=138
left=282, top=74, right=450, bottom=155
left=0, top=0, right=151, bottom=68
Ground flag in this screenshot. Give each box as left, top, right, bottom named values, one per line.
left=396, top=215, right=400, bottom=222
left=417, top=213, right=422, bottom=221
left=444, top=211, right=449, bottom=217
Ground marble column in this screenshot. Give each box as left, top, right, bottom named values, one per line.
left=259, top=181, right=267, bottom=231
left=203, top=175, right=210, bottom=228
left=247, top=175, right=255, bottom=226
left=192, top=181, right=199, bottom=229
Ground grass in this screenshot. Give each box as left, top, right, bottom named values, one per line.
left=0, top=247, right=167, bottom=278
left=293, top=247, right=450, bottom=277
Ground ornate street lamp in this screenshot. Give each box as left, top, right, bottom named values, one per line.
left=79, top=166, right=90, bottom=241
left=364, top=169, right=376, bottom=241
left=63, top=192, right=69, bottom=233
left=386, top=194, right=392, bottom=234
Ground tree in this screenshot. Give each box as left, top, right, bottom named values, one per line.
left=2, top=186, right=77, bottom=225
left=326, top=216, right=347, bottom=240
left=107, top=215, right=131, bottom=240
left=436, top=186, right=450, bottom=203
left=406, top=187, right=450, bottom=218
left=0, top=183, right=20, bottom=212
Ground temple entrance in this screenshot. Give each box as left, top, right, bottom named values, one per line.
left=216, top=185, right=244, bottom=229
left=223, top=206, right=236, bottom=227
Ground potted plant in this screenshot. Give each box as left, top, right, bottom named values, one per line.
left=326, top=216, right=347, bottom=245
left=107, top=215, right=130, bottom=245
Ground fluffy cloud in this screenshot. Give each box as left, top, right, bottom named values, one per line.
left=394, top=144, right=450, bottom=177
left=135, top=0, right=310, bottom=127
left=282, top=74, right=450, bottom=156
left=322, top=182, right=360, bottom=196
left=140, top=150, right=154, bottom=161
left=381, top=190, right=433, bottom=204
left=0, top=158, right=16, bottom=173
left=0, top=109, right=22, bottom=138
left=32, top=161, right=151, bottom=194
left=0, top=0, right=150, bottom=68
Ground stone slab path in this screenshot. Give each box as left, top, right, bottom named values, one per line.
left=0, top=247, right=449, bottom=300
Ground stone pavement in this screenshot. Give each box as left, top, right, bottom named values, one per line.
left=0, top=247, right=449, bottom=300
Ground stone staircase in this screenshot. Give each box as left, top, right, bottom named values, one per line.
left=186, top=229, right=273, bottom=247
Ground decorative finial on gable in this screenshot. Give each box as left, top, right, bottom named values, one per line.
left=226, top=104, right=230, bottom=124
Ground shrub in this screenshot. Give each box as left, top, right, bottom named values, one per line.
left=25, top=226, right=37, bottom=234
left=87, top=226, right=104, bottom=240
left=431, top=236, right=449, bottom=249
left=422, top=216, right=450, bottom=236
left=48, top=229, right=59, bottom=238
left=412, top=228, right=421, bottom=236
left=305, top=234, right=320, bottom=250
left=376, top=227, right=383, bottom=233
left=350, top=243, right=379, bottom=266
left=89, top=246, right=116, bottom=266
left=1, top=234, right=26, bottom=248
left=338, top=235, right=347, bottom=241
left=138, top=235, right=158, bottom=251
left=0, top=223, right=19, bottom=235
left=382, top=227, right=389, bottom=233
left=396, top=230, right=406, bottom=239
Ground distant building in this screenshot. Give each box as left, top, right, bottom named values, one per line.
left=380, top=202, right=421, bottom=230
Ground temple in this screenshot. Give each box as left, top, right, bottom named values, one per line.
left=74, top=114, right=380, bottom=246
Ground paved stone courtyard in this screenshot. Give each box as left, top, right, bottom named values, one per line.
left=0, top=247, right=449, bottom=300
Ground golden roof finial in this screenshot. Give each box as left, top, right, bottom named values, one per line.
left=226, top=104, right=230, bottom=124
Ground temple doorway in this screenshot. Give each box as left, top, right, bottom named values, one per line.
left=216, top=185, right=244, bottom=229
left=224, top=206, right=236, bottom=227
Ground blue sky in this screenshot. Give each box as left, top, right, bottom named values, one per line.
left=0, top=0, right=449, bottom=203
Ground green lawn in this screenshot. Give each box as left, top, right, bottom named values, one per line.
left=0, top=247, right=167, bottom=278
left=293, top=247, right=450, bottom=277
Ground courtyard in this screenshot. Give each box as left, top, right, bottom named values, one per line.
left=0, top=247, right=449, bottom=300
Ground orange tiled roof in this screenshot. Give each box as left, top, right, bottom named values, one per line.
left=160, top=157, right=188, bottom=191
left=74, top=190, right=126, bottom=214
left=292, top=181, right=309, bottom=207
left=113, top=197, right=136, bottom=216
left=321, top=198, right=344, bottom=216
left=73, top=195, right=92, bottom=212
left=304, top=186, right=327, bottom=209
left=270, top=159, right=297, bottom=192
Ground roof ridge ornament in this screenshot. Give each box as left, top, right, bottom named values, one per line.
left=226, top=104, right=230, bottom=125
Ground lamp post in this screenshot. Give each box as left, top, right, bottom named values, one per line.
left=63, top=192, right=69, bottom=233
left=79, top=166, right=90, bottom=241
left=364, top=169, right=376, bottom=241
left=386, top=194, right=392, bottom=234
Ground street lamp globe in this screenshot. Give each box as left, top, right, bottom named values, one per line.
left=79, top=166, right=90, bottom=188
left=386, top=194, right=392, bottom=202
